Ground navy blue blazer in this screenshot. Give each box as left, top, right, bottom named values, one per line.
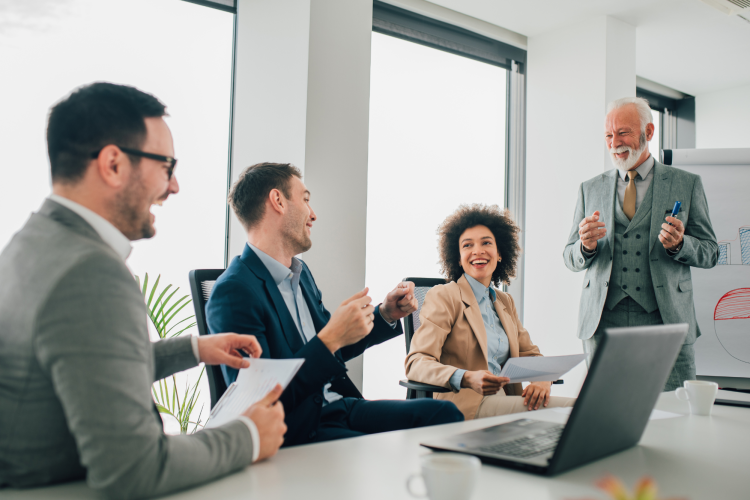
left=205, top=244, right=403, bottom=445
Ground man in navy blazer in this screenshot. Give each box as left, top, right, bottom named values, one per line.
left=207, top=163, right=463, bottom=446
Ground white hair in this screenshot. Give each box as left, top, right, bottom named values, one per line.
left=606, top=97, right=653, bottom=133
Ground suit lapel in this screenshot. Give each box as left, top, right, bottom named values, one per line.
left=649, top=162, right=671, bottom=254
left=492, top=293, right=518, bottom=355
left=239, top=245, right=305, bottom=353
left=457, top=276, right=488, bottom=363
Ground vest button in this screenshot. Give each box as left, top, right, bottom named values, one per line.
left=623, top=250, right=628, bottom=255
left=636, top=251, right=641, bottom=256
left=622, top=284, right=628, bottom=290
left=635, top=268, right=640, bottom=272
left=314, top=396, right=323, bottom=405
left=636, top=234, right=641, bottom=239
left=604, top=281, right=609, bottom=287
left=623, top=267, right=628, bottom=272
left=636, top=287, right=641, bottom=291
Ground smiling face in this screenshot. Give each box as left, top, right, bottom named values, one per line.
left=458, top=225, right=500, bottom=287
left=604, top=104, right=652, bottom=171
left=281, top=175, right=316, bottom=254
left=114, top=117, right=179, bottom=240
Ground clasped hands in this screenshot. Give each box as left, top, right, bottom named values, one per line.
left=318, top=281, right=418, bottom=353
left=579, top=210, right=684, bottom=252
left=461, top=370, right=552, bottom=411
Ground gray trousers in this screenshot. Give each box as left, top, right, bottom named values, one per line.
left=582, top=297, right=696, bottom=392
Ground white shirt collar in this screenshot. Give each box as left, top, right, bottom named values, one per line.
left=618, top=155, right=655, bottom=181
left=48, top=194, right=132, bottom=261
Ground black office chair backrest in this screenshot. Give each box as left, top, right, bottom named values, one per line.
left=188, top=269, right=227, bottom=409
left=402, top=277, right=447, bottom=354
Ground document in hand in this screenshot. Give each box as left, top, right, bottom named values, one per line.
left=498, top=354, right=587, bottom=383
left=205, top=358, right=304, bottom=429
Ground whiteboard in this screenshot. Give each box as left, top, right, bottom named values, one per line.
left=666, top=148, right=750, bottom=378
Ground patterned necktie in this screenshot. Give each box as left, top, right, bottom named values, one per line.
left=623, top=170, right=637, bottom=220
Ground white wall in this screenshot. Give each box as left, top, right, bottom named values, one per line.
left=696, top=83, right=750, bottom=149
left=524, top=16, right=636, bottom=397
left=230, top=0, right=373, bottom=390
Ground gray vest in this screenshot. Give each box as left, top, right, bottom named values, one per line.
left=605, top=180, right=659, bottom=313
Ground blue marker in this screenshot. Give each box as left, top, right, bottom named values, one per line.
left=668, top=201, right=681, bottom=226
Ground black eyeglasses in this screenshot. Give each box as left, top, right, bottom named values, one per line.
left=91, top=146, right=177, bottom=180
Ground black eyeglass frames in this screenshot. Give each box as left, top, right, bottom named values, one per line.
left=90, top=146, right=177, bottom=180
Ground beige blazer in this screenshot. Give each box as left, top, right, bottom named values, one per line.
left=405, top=275, right=542, bottom=420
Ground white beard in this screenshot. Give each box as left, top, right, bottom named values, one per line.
left=609, top=134, right=648, bottom=171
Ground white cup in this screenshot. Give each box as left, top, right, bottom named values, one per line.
left=406, top=453, right=481, bottom=500
left=675, top=380, right=718, bottom=416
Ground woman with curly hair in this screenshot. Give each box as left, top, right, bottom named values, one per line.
left=405, top=204, right=575, bottom=420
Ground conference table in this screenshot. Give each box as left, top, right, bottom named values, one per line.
left=7, top=390, right=750, bottom=500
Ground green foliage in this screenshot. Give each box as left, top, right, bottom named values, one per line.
left=136, top=273, right=204, bottom=434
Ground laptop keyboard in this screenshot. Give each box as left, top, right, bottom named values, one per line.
left=477, top=424, right=564, bottom=459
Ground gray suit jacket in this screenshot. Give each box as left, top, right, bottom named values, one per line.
left=0, top=200, right=254, bottom=499
left=563, top=161, right=718, bottom=342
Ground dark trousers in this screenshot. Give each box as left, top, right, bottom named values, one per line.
left=311, top=397, right=463, bottom=444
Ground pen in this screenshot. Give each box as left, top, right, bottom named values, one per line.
left=668, top=201, right=681, bottom=226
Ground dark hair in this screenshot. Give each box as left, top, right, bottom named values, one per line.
left=229, top=162, right=303, bottom=230
left=437, top=204, right=521, bottom=287
left=47, top=82, right=167, bottom=183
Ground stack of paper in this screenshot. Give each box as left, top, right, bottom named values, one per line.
left=205, top=358, right=304, bottom=429
left=498, top=354, right=587, bottom=383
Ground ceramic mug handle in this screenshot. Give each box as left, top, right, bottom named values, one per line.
left=675, top=387, right=689, bottom=401
left=406, top=474, right=427, bottom=498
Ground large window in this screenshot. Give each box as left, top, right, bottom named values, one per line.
left=650, top=109, right=662, bottom=159
left=364, top=32, right=508, bottom=400
left=0, top=0, right=234, bottom=433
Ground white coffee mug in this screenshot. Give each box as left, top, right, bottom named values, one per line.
left=675, top=380, right=718, bottom=416
left=406, top=453, right=481, bottom=500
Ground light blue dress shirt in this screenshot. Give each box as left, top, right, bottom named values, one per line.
left=448, top=274, right=511, bottom=392
left=248, top=244, right=343, bottom=404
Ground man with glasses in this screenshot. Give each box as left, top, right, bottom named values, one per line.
left=0, top=83, right=287, bottom=498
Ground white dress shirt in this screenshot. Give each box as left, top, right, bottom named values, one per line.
left=47, top=195, right=260, bottom=461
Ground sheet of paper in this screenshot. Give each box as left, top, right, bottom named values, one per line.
left=205, top=358, right=304, bottom=429
left=551, top=407, right=682, bottom=421
left=498, top=354, right=587, bottom=383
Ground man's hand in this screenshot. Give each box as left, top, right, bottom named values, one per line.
left=579, top=211, right=606, bottom=252
left=522, top=381, right=551, bottom=411
left=317, top=288, right=375, bottom=353
left=461, top=370, right=510, bottom=396
left=243, top=384, right=286, bottom=462
left=659, top=216, right=685, bottom=251
left=197, top=333, right=262, bottom=369
left=380, top=281, right=418, bottom=323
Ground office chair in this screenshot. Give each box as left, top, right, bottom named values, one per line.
left=188, top=269, right=227, bottom=409
left=399, top=277, right=451, bottom=399
left=398, top=277, right=562, bottom=400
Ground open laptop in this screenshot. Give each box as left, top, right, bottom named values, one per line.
left=421, top=324, right=688, bottom=476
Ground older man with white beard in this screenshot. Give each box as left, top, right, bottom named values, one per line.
left=563, top=97, right=718, bottom=391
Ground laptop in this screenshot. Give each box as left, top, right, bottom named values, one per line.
left=421, top=324, right=688, bottom=476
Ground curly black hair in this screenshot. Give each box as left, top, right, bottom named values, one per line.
left=437, top=204, right=521, bottom=287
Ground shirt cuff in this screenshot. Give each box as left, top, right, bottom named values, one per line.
left=237, top=416, right=261, bottom=463
left=449, top=368, right=467, bottom=392
left=580, top=242, right=597, bottom=258
left=190, top=336, right=201, bottom=363
left=376, top=304, right=399, bottom=329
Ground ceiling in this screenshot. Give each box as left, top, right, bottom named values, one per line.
left=425, top=0, right=750, bottom=96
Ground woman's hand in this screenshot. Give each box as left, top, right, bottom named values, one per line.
left=461, top=370, right=510, bottom=396
left=522, top=381, right=552, bottom=410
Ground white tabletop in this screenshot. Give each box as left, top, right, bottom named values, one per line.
left=6, top=390, right=750, bottom=500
